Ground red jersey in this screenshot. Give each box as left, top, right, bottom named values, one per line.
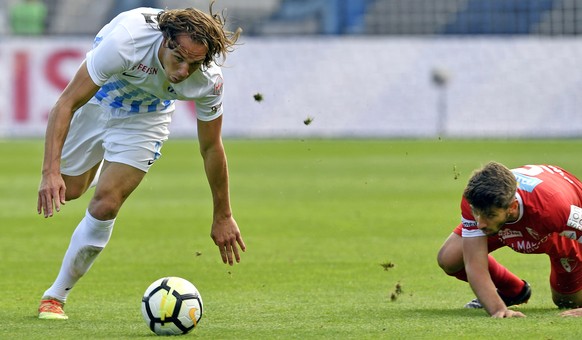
left=460, top=165, right=582, bottom=259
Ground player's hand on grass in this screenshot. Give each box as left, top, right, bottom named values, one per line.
left=210, top=216, right=246, bottom=266
left=560, top=308, right=582, bottom=317
left=491, top=309, right=526, bottom=318
left=37, top=172, right=66, bottom=218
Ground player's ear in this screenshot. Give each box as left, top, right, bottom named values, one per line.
left=509, top=198, right=519, bottom=212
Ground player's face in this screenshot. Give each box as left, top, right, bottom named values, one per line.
left=471, top=206, right=511, bottom=236
left=160, top=35, right=208, bottom=84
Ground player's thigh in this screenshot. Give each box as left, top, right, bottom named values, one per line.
left=62, top=162, right=103, bottom=200
left=89, top=161, right=147, bottom=220
left=89, top=111, right=171, bottom=219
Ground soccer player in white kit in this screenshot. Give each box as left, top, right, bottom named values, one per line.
left=36, top=3, right=246, bottom=320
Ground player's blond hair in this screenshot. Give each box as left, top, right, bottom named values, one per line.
left=157, top=0, right=241, bottom=67
left=463, top=161, right=517, bottom=214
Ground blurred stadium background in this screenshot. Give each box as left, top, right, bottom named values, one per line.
left=4, top=0, right=582, bottom=36
left=2, top=0, right=582, bottom=138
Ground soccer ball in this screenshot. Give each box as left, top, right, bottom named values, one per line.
left=141, top=277, right=203, bottom=335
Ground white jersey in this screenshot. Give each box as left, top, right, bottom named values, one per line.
left=85, top=7, right=223, bottom=121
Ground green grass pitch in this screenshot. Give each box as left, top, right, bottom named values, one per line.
left=2, top=138, right=582, bottom=339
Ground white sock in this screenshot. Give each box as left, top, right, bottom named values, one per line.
left=42, top=210, right=115, bottom=302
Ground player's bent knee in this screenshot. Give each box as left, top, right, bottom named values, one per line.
left=88, top=197, right=122, bottom=220
left=436, top=247, right=464, bottom=275
left=436, top=248, right=451, bottom=271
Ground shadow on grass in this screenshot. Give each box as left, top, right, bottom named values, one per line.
left=393, top=307, right=565, bottom=319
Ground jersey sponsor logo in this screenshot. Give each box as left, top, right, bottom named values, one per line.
left=512, top=172, right=543, bottom=192
left=567, top=205, right=582, bottom=231
left=507, top=239, right=543, bottom=253
left=461, top=217, right=477, bottom=228
left=133, top=63, right=158, bottom=75
left=498, top=229, right=523, bottom=239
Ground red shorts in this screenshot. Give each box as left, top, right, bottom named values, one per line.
left=453, top=225, right=582, bottom=294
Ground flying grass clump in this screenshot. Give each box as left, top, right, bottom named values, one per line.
left=380, top=261, right=395, bottom=271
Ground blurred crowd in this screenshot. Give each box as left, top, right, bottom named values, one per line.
left=2, top=0, right=582, bottom=37
left=0, top=0, right=281, bottom=36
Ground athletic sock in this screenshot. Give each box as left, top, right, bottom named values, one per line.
left=42, top=210, right=115, bottom=302
left=486, top=255, right=524, bottom=297
left=450, top=255, right=524, bottom=297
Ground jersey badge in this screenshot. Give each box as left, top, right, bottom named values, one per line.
left=560, top=230, right=578, bottom=240
left=526, top=227, right=541, bottom=240
left=560, top=258, right=577, bottom=273
left=213, top=76, right=223, bottom=95
left=567, top=205, right=582, bottom=231
left=211, top=103, right=222, bottom=113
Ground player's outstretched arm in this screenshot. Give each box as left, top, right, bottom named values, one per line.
left=38, top=61, right=100, bottom=217
left=463, top=236, right=526, bottom=318
left=197, top=116, right=246, bottom=265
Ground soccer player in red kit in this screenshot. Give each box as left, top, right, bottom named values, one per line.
left=437, top=161, right=582, bottom=318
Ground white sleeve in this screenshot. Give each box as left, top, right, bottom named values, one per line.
left=86, top=26, right=136, bottom=86
left=194, top=71, right=224, bottom=121
left=195, top=93, right=223, bottom=121
left=461, top=216, right=486, bottom=238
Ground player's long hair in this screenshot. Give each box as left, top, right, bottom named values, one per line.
left=157, top=0, right=241, bottom=68
left=463, top=161, right=517, bottom=214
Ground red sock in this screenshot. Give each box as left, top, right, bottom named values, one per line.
left=487, top=255, right=524, bottom=297
left=450, top=255, right=524, bottom=297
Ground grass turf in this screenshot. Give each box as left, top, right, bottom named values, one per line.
left=1, top=138, right=582, bottom=339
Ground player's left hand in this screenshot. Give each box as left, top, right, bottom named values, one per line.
left=560, top=308, right=582, bottom=317
left=210, top=216, right=246, bottom=265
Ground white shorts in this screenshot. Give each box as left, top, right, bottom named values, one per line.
left=61, top=102, right=172, bottom=175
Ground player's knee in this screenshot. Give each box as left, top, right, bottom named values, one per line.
left=553, top=293, right=582, bottom=309
left=88, top=196, right=121, bottom=220
left=437, top=247, right=461, bottom=275
left=436, top=247, right=448, bottom=269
